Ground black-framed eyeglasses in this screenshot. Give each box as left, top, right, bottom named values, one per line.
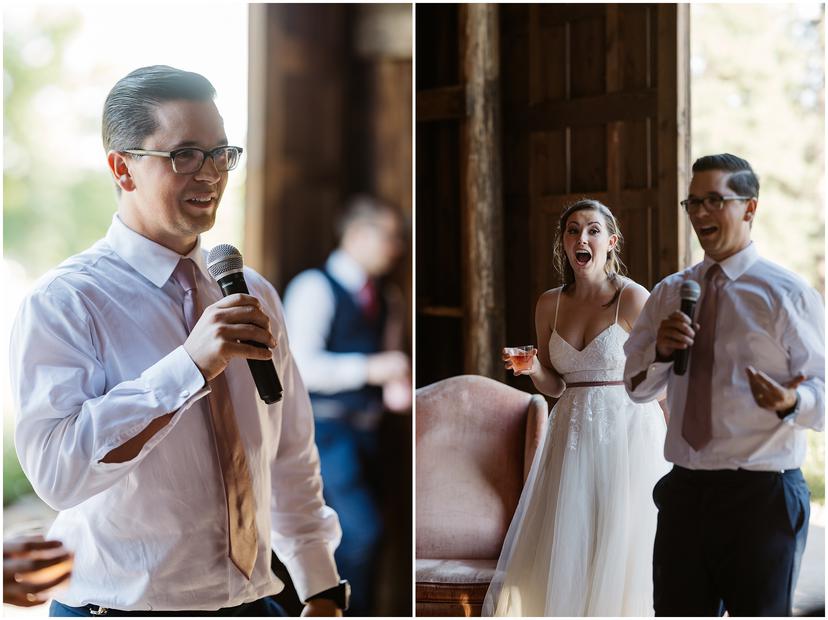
left=122, top=146, right=243, bottom=174
left=680, top=194, right=753, bottom=214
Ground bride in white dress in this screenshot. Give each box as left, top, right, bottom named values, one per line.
left=483, top=199, right=670, bottom=617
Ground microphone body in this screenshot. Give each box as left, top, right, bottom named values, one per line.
left=208, top=247, right=283, bottom=404
left=673, top=280, right=701, bottom=376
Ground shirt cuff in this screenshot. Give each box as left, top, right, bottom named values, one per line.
left=141, top=345, right=208, bottom=411
left=286, top=543, right=340, bottom=603
left=627, top=342, right=672, bottom=393
left=781, top=387, right=811, bottom=425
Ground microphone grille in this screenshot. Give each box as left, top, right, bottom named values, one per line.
left=680, top=279, right=701, bottom=301
left=207, top=243, right=244, bottom=281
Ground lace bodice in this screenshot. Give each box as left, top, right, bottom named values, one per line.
left=547, top=284, right=630, bottom=383
left=548, top=323, right=629, bottom=383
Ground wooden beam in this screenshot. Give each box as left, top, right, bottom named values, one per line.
left=416, top=85, right=466, bottom=122
left=605, top=4, right=622, bottom=201
left=656, top=4, right=691, bottom=280
left=462, top=4, right=506, bottom=380
left=521, top=89, right=658, bottom=131
left=245, top=3, right=269, bottom=277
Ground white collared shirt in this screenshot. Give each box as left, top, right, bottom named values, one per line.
left=283, top=249, right=403, bottom=394
left=10, top=214, right=341, bottom=611
left=623, top=242, right=824, bottom=471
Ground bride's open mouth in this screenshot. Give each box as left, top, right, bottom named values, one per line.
left=574, top=249, right=592, bottom=266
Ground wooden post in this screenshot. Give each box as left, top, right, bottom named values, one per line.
left=245, top=3, right=269, bottom=278
left=462, top=4, right=506, bottom=379
left=656, top=3, right=692, bottom=278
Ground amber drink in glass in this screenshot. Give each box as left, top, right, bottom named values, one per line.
left=504, top=345, right=535, bottom=373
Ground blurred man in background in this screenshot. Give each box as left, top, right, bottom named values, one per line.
left=284, top=195, right=411, bottom=615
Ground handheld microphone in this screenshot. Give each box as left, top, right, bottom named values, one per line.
left=673, top=279, right=701, bottom=376
left=207, top=244, right=283, bottom=404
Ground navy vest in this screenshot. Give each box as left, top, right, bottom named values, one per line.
left=308, top=269, right=387, bottom=419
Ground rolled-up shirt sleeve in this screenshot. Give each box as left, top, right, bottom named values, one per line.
left=781, top=287, right=825, bottom=431
left=283, top=271, right=370, bottom=394
left=10, top=286, right=207, bottom=511
left=624, top=281, right=673, bottom=403
left=261, top=284, right=342, bottom=602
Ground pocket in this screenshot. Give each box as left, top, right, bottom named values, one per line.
left=781, top=473, right=810, bottom=535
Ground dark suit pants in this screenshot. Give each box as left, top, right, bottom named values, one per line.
left=652, top=465, right=810, bottom=617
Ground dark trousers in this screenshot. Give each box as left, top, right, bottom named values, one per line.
left=652, top=465, right=810, bottom=617
left=314, top=418, right=383, bottom=617
left=49, top=597, right=287, bottom=617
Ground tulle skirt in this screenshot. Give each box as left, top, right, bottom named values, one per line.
left=482, top=385, right=670, bottom=617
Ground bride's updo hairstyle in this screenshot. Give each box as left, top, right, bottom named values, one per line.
left=554, top=198, right=627, bottom=305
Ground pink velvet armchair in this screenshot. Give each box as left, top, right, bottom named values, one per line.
left=415, top=375, right=549, bottom=616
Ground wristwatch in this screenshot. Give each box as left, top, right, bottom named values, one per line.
left=306, top=579, right=351, bottom=611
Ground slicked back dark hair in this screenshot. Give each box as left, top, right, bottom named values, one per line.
left=691, top=153, right=760, bottom=199
left=102, top=65, right=216, bottom=152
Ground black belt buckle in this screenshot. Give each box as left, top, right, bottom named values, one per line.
left=89, top=605, right=109, bottom=616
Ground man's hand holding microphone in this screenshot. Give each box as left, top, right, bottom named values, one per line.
left=183, top=293, right=276, bottom=383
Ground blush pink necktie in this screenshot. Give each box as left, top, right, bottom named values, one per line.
left=173, top=258, right=258, bottom=579
left=681, top=263, right=725, bottom=451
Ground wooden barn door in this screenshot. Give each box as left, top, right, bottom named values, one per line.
left=500, top=4, right=691, bottom=349
left=416, top=4, right=690, bottom=386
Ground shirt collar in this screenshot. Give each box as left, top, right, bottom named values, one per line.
left=326, top=249, right=369, bottom=293
left=105, top=214, right=210, bottom=288
left=701, top=241, right=758, bottom=281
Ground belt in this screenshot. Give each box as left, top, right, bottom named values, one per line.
left=566, top=380, right=625, bottom=388
left=673, top=464, right=801, bottom=478
left=60, top=601, right=255, bottom=616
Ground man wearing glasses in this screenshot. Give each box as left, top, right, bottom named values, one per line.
left=10, top=66, right=347, bottom=616
left=623, top=153, right=823, bottom=616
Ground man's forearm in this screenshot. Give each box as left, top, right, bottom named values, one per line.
left=100, top=412, right=175, bottom=463
left=629, top=369, right=649, bottom=393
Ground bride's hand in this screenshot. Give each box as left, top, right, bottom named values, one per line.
left=502, top=348, right=539, bottom=376
left=502, top=351, right=514, bottom=373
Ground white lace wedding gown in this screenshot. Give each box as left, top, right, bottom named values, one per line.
left=483, top=287, right=670, bottom=616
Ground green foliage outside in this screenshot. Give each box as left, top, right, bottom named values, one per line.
left=4, top=10, right=116, bottom=507
left=4, top=10, right=117, bottom=277
left=3, top=428, right=33, bottom=507
left=692, top=4, right=825, bottom=504
left=691, top=4, right=825, bottom=292
left=803, top=431, right=825, bottom=505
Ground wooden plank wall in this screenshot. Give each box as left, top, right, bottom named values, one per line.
left=500, top=3, right=690, bottom=364
left=415, top=4, right=464, bottom=388
left=246, top=5, right=413, bottom=616
left=416, top=3, right=689, bottom=389
left=246, top=4, right=413, bottom=298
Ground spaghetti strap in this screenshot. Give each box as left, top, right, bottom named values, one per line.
left=553, top=289, right=562, bottom=332
left=614, top=280, right=628, bottom=324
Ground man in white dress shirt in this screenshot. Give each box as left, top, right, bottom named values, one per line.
left=623, top=153, right=824, bottom=616
left=10, top=66, right=348, bottom=616
left=282, top=196, right=410, bottom=615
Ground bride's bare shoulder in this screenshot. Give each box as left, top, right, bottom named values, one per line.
left=537, top=286, right=563, bottom=308
left=619, top=277, right=650, bottom=301
left=618, top=277, right=651, bottom=328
